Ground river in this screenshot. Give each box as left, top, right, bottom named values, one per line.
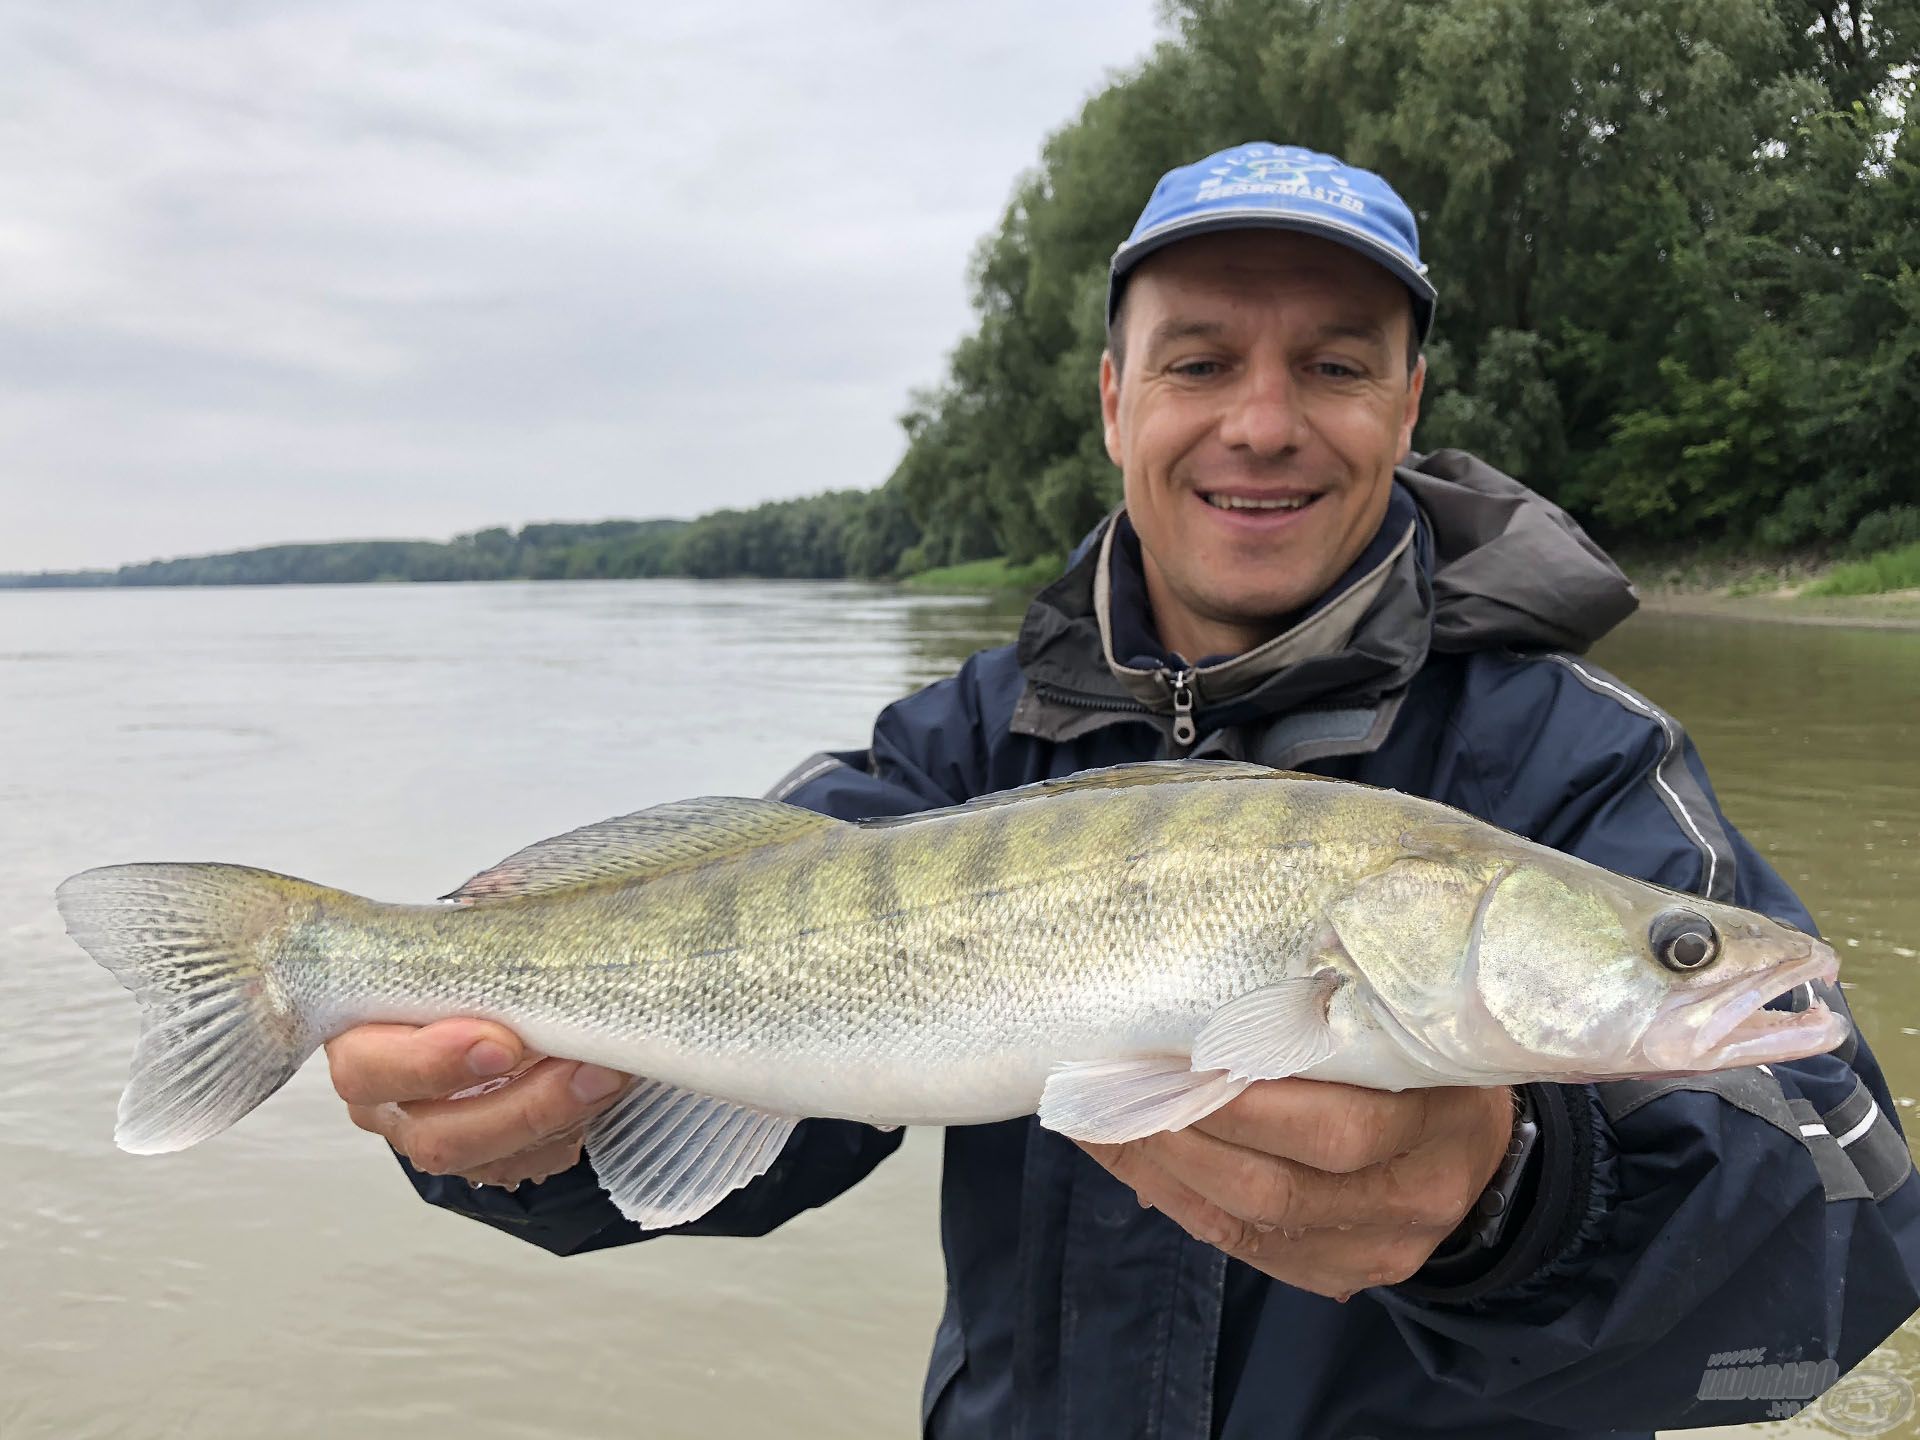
left=2, top=581, right=1916, bottom=1439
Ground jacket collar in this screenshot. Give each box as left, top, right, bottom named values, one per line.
left=1012, top=486, right=1429, bottom=748
left=1092, top=488, right=1418, bottom=709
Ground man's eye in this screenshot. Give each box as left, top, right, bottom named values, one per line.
left=1170, top=360, right=1223, bottom=378
left=1311, top=361, right=1362, bottom=379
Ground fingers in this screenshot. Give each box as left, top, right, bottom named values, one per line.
left=349, top=1095, right=584, bottom=1188
left=1188, top=1079, right=1437, bottom=1171
left=1189, top=1082, right=1509, bottom=1180
left=1120, top=1123, right=1481, bottom=1234
left=458, top=1131, right=588, bottom=1189
left=1197, top=1214, right=1451, bottom=1295
left=1074, top=1082, right=1516, bottom=1300
left=330, top=1019, right=631, bottom=1188
left=327, top=1019, right=531, bottom=1107
left=1079, top=1135, right=1463, bottom=1297
left=356, top=1056, right=630, bottom=1179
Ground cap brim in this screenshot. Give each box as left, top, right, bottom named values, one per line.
left=1108, top=209, right=1437, bottom=340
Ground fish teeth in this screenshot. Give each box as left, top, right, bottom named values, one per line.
left=1202, top=493, right=1314, bottom=511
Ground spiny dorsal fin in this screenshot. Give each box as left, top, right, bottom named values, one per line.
left=443, top=798, right=838, bottom=902
left=858, top=759, right=1285, bottom=829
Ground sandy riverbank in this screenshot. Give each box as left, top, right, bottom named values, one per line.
left=1636, top=586, right=1920, bottom=631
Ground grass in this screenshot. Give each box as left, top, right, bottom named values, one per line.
left=900, top=554, right=1064, bottom=594
left=1612, top=541, right=1827, bottom=596
left=1803, top=542, right=1920, bottom=598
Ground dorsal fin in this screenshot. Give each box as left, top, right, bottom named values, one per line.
left=857, top=759, right=1285, bottom=829
left=443, top=798, right=838, bottom=902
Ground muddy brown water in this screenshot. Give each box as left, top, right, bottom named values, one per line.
left=2, top=583, right=1916, bottom=1438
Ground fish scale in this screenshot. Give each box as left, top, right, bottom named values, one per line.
left=57, top=759, right=1846, bottom=1228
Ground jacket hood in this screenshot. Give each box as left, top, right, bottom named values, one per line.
left=1404, top=449, right=1639, bottom=655
left=1011, top=449, right=1637, bottom=748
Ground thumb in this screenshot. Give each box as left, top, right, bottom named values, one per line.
left=326, top=1018, right=530, bottom=1106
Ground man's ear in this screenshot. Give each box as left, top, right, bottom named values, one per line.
left=1398, top=352, right=1426, bottom=460
left=1100, top=350, right=1123, bottom=467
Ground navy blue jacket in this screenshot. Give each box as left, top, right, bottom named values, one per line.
left=405, top=454, right=1920, bottom=1438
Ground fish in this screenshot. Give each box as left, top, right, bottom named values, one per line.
left=56, top=760, right=1847, bottom=1228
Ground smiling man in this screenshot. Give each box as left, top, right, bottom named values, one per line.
left=328, top=143, right=1920, bottom=1438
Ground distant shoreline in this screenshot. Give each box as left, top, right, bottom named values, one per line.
left=10, top=565, right=1919, bottom=633
left=1635, top=587, right=1920, bottom=632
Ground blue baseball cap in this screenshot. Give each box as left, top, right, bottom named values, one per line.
left=1108, top=142, right=1437, bottom=342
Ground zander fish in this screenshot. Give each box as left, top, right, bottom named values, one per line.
left=57, top=760, right=1846, bottom=1227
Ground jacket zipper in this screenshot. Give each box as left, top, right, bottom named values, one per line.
left=1034, top=666, right=1201, bottom=751
left=1166, top=667, right=1197, bottom=747
left=1031, top=681, right=1150, bottom=714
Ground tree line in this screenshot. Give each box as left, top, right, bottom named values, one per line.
left=11, top=0, right=1916, bottom=591
left=0, top=504, right=899, bottom=588
left=2, top=497, right=927, bottom=588
left=5, top=521, right=682, bottom=588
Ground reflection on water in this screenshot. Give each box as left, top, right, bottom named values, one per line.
left=1, top=584, right=1916, bottom=1439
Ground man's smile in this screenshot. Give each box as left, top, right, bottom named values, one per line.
left=1193, top=485, right=1325, bottom=528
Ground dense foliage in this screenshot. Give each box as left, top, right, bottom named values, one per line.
left=12, top=0, right=1914, bottom=590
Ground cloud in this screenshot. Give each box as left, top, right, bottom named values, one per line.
left=0, top=0, right=1163, bottom=569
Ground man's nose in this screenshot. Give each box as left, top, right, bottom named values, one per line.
left=1216, top=358, right=1305, bottom=458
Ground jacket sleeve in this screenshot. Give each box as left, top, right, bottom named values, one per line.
left=397, top=661, right=996, bottom=1255
left=1379, top=653, right=1920, bottom=1428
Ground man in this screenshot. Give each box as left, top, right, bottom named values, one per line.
left=327, top=143, right=1920, bottom=1437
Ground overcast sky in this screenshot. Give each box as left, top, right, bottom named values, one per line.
left=0, top=2, right=1164, bottom=572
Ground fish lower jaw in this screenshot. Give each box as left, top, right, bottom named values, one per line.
left=1688, top=1002, right=1852, bottom=1069
left=1635, top=998, right=1843, bottom=1075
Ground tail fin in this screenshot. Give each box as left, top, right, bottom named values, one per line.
left=56, top=862, right=323, bottom=1154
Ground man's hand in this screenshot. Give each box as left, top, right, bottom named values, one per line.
left=1077, top=1080, right=1514, bottom=1299
left=326, top=1019, right=631, bottom=1188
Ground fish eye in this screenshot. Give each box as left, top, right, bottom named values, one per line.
left=1650, top=909, right=1721, bottom=972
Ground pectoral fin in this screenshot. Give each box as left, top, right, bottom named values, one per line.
left=584, top=1079, right=798, bottom=1228
left=1037, top=1057, right=1248, bottom=1144
left=1190, top=973, right=1345, bottom=1082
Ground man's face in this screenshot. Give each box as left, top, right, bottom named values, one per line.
left=1100, top=229, right=1425, bottom=646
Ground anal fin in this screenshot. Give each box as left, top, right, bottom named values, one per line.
left=1038, top=1056, right=1248, bottom=1144
left=584, top=1079, right=799, bottom=1228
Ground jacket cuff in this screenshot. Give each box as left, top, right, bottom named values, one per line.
left=1394, top=1083, right=1607, bottom=1305
left=398, top=1149, right=640, bottom=1256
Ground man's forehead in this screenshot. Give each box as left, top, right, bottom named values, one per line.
left=1126, top=249, right=1409, bottom=354
left=1131, top=229, right=1405, bottom=305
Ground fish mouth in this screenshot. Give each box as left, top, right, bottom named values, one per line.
left=1640, top=943, right=1850, bottom=1071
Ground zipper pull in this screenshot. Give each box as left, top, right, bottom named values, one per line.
left=1167, top=667, right=1197, bottom=749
